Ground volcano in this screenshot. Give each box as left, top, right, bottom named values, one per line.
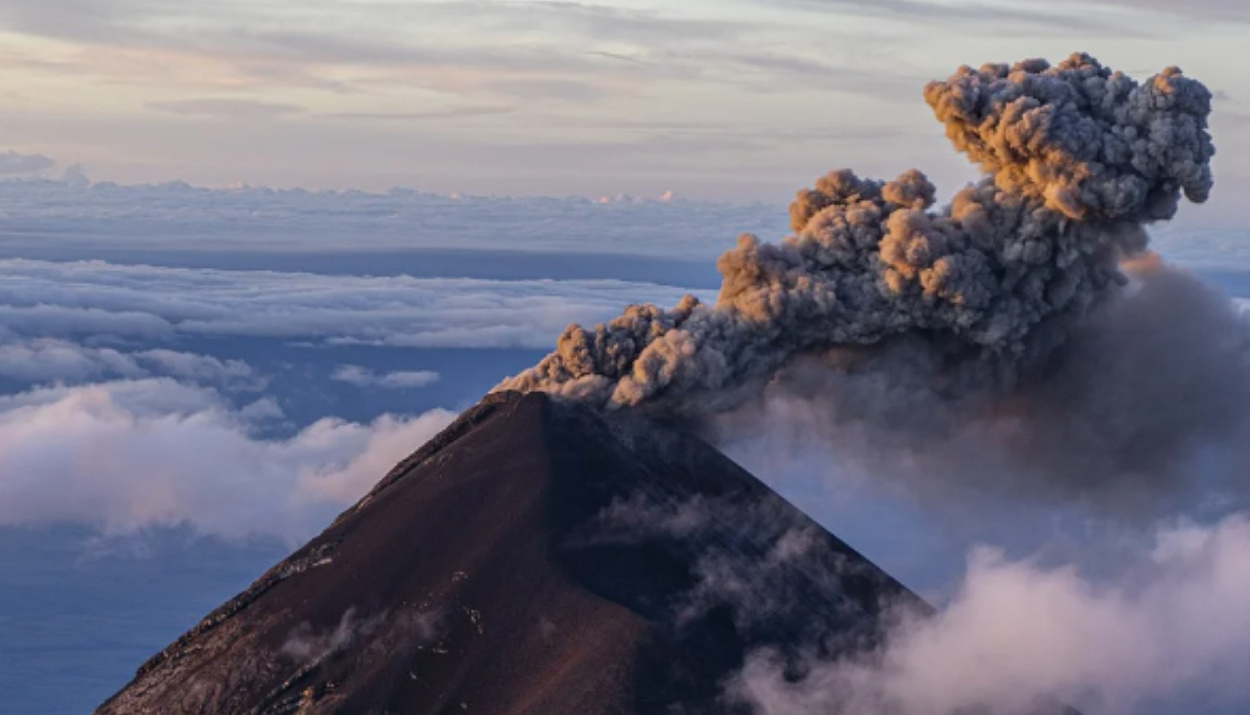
left=95, top=391, right=1059, bottom=714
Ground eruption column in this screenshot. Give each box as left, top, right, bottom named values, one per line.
left=496, top=54, right=1215, bottom=412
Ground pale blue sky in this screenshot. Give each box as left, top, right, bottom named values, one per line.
left=0, top=0, right=1247, bottom=215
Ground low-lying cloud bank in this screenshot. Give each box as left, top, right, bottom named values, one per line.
left=0, top=178, right=781, bottom=257
left=0, top=378, right=454, bottom=542
left=0, top=337, right=261, bottom=389
left=731, top=512, right=1250, bottom=715
left=0, top=258, right=711, bottom=349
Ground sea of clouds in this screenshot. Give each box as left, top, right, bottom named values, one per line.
left=2, top=176, right=1249, bottom=714
left=0, top=177, right=753, bottom=713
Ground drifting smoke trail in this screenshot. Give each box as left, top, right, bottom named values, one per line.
left=496, top=53, right=1215, bottom=412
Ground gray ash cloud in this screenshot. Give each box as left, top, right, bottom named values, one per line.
left=497, top=53, right=1216, bottom=414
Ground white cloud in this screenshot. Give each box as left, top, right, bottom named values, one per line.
left=0, top=258, right=713, bottom=349
left=134, top=348, right=261, bottom=389
left=0, top=336, right=262, bottom=389
left=0, top=378, right=455, bottom=542
left=331, top=365, right=440, bottom=390
left=0, top=337, right=144, bottom=382
left=733, top=514, right=1250, bottom=715
left=238, top=395, right=285, bottom=423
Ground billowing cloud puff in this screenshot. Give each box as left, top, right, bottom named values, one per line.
left=0, top=379, right=455, bottom=542
left=732, top=513, right=1250, bottom=715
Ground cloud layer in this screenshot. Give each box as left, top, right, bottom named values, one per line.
left=0, top=177, right=781, bottom=257
left=0, top=257, right=712, bottom=349
left=0, top=337, right=260, bottom=389
left=0, top=378, right=454, bottom=542
left=732, top=512, right=1250, bottom=715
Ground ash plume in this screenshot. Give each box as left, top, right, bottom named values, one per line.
left=708, top=256, right=1250, bottom=516
left=496, top=53, right=1215, bottom=413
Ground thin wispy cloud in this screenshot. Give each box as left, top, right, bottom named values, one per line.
left=148, top=98, right=306, bottom=121
left=0, top=0, right=958, bottom=195
left=0, top=0, right=1243, bottom=201
left=321, top=106, right=515, bottom=122
left=1081, top=0, right=1250, bottom=22
left=762, top=0, right=1115, bottom=31
left=331, top=365, right=441, bottom=390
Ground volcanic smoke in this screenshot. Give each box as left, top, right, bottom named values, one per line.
left=496, top=53, right=1216, bottom=415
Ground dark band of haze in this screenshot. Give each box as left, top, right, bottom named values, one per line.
left=495, top=53, right=1215, bottom=411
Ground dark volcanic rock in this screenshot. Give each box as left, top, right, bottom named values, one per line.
left=95, top=391, right=936, bottom=714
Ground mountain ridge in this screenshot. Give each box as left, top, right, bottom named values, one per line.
left=95, top=391, right=964, bottom=714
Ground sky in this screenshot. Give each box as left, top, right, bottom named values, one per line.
left=0, top=0, right=1248, bottom=215
left=1, top=2, right=1249, bottom=713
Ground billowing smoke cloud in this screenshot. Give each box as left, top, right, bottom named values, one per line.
left=709, top=257, right=1250, bottom=518
left=700, top=259, right=1250, bottom=712
left=497, top=53, right=1215, bottom=412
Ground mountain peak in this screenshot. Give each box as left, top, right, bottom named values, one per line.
left=97, top=391, right=929, bottom=714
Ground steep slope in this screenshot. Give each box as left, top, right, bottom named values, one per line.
left=96, top=391, right=950, bottom=714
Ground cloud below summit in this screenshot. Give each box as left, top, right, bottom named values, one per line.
left=0, top=258, right=711, bottom=349
left=0, top=337, right=261, bottom=389
left=733, top=512, right=1250, bottom=715
left=0, top=378, right=455, bottom=542
left=331, top=365, right=441, bottom=390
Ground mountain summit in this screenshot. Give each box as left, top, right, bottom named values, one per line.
left=97, top=391, right=973, bottom=714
